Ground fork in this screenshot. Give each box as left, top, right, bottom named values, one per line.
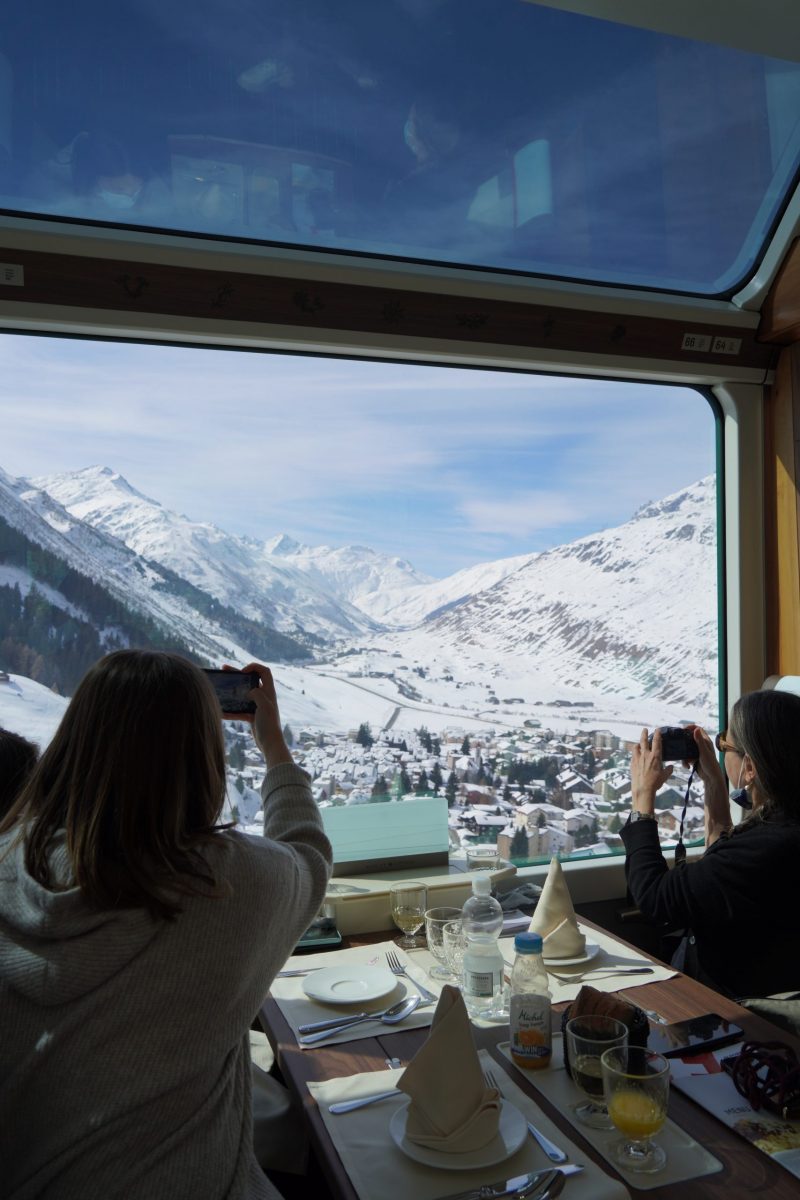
left=484, top=1069, right=568, bottom=1163
left=385, top=950, right=438, bottom=1003
left=547, top=966, right=654, bottom=984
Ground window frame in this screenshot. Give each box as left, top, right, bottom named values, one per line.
left=0, top=211, right=766, bottom=896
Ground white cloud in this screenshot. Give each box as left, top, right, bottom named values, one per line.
left=0, top=334, right=716, bottom=574
left=459, top=491, right=585, bottom=537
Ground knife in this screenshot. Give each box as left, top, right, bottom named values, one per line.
left=433, top=1165, right=581, bottom=1200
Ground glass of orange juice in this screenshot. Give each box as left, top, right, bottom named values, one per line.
left=600, top=1047, right=670, bottom=1174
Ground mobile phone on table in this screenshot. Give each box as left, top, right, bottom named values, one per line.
left=648, top=1012, right=744, bottom=1057
left=295, top=915, right=342, bottom=953
left=202, top=669, right=259, bottom=717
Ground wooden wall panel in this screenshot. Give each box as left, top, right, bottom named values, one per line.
left=764, top=345, right=800, bottom=674
left=759, top=237, right=800, bottom=345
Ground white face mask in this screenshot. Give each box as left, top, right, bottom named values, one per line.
left=97, top=188, right=141, bottom=211
left=730, top=756, right=751, bottom=809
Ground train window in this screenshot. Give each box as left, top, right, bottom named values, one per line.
left=0, top=333, right=719, bottom=866
left=1, top=3, right=799, bottom=296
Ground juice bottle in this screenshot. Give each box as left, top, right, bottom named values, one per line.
left=509, top=931, right=552, bottom=1069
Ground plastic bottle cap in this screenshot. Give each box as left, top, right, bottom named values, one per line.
left=471, top=875, right=492, bottom=896
left=514, top=931, right=543, bottom=953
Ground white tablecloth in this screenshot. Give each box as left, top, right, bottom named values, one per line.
left=271, top=941, right=443, bottom=1048
left=309, top=1048, right=630, bottom=1200
left=499, top=923, right=677, bottom=1005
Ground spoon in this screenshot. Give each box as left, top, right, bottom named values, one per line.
left=298, top=993, right=419, bottom=1034
left=299, top=995, right=421, bottom=1044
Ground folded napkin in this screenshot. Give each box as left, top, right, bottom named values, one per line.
left=398, top=985, right=501, bottom=1153
left=529, top=857, right=586, bottom=958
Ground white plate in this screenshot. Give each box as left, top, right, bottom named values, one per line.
left=543, top=940, right=600, bottom=968
left=302, top=965, right=397, bottom=1004
left=389, top=1099, right=526, bottom=1170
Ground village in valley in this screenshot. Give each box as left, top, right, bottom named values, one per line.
left=223, top=718, right=706, bottom=862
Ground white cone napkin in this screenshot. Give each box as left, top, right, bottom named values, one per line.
left=397, top=985, right=501, bottom=1153
left=529, top=857, right=586, bottom=958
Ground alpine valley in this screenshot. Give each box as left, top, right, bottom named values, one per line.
left=1, top=464, right=718, bottom=748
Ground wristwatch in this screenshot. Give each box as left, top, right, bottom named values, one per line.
left=631, top=810, right=657, bottom=821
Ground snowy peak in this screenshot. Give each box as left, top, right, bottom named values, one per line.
left=275, top=539, right=433, bottom=610
left=33, top=467, right=381, bottom=640
left=35, top=464, right=159, bottom=514
left=265, top=533, right=302, bottom=555
left=631, top=475, right=714, bottom=524
left=34, top=466, right=432, bottom=636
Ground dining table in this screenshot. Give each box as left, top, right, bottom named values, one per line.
left=259, top=919, right=800, bottom=1200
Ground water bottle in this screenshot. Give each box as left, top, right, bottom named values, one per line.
left=509, top=931, right=552, bottom=1070
left=461, top=875, right=504, bottom=1018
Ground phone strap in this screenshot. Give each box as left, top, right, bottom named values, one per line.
left=673, top=765, right=696, bottom=867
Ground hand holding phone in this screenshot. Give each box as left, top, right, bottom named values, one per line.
left=238, top=662, right=294, bottom=769
left=203, top=668, right=259, bottom=717
left=204, top=664, right=293, bottom=768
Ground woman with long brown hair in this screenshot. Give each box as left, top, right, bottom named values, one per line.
left=0, top=650, right=332, bottom=1199
left=623, top=688, right=800, bottom=999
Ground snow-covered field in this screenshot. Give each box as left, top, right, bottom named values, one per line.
left=0, top=674, right=68, bottom=749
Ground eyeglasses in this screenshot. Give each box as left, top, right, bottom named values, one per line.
left=715, top=731, right=743, bottom=754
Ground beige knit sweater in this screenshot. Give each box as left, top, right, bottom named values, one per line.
left=0, top=762, right=332, bottom=1199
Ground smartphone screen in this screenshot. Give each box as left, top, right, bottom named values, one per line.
left=202, top=669, right=259, bottom=716
left=648, top=1013, right=744, bottom=1058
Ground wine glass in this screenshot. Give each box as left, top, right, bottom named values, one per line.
left=601, top=1046, right=670, bottom=1174
left=424, top=907, right=462, bottom=978
left=390, top=882, right=427, bottom=949
left=565, top=1015, right=628, bottom=1128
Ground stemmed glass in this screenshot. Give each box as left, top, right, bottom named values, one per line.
left=601, top=1047, right=670, bottom=1174
left=389, top=882, right=428, bottom=949
left=424, top=907, right=463, bottom=978
left=565, top=1015, right=629, bottom=1128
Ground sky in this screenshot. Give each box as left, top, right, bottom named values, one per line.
left=0, top=332, right=717, bottom=577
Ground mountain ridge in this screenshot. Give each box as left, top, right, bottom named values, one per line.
left=6, top=464, right=718, bottom=721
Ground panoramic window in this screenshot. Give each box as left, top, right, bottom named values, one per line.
left=1, top=2, right=799, bottom=293
left=0, top=334, right=719, bottom=867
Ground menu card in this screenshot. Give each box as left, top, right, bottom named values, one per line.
left=670, top=1043, right=800, bottom=1180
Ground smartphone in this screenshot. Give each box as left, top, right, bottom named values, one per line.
left=202, top=669, right=259, bottom=716
left=648, top=1012, right=744, bottom=1058
left=295, top=919, right=343, bottom=953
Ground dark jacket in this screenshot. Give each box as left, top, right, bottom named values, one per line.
left=621, top=814, right=800, bottom=999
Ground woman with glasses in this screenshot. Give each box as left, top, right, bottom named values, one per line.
left=621, top=688, right=800, bottom=999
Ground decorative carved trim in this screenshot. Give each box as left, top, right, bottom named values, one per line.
left=0, top=245, right=776, bottom=370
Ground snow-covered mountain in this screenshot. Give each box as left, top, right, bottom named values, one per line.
left=35, top=466, right=423, bottom=639
left=383, top=476, right=718, bottom=713
left=264, top=533, right=433, bottom=614
left=7, top=463, right=718, bottom=728
left=0, top=466, right=307, bottom=672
